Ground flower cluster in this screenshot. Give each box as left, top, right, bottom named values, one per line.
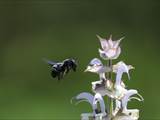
left=72, top=35, right=143, bottom=120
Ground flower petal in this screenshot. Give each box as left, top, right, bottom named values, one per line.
left=89, top=58, right=102, bottom=66
left=76, top=92, right=94, bottom=106
left=97, top=35, right=109, bottom=50
left=129, top=93, right=144, bottom=102
left=93, top=93, right=106, bottom=114
left=113, top=61, right=134, bottom=80
left=115, top=68, right=123, bottom=87
left=113, top=37, right=124, bottom=48
left=105, top=49, right=117, bottom=58
left=108, top=39, right=114, bottom=48
left=112, top=47, right=121, bottom=59
left=98, top=49, right=109, bottom=60
left=121, top=89, right=138, bottom=111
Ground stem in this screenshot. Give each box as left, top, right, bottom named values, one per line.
left=108, top=60, right=112, bottom=79
left=108, top=59, right=113, bottom=118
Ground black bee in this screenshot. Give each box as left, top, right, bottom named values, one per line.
left=44, top=58, right=77, bottom=80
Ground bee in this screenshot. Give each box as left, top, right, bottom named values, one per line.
left=44, top=58, right=77, bottom=80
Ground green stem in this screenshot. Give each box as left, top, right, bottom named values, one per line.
left=108, top=59, right=113, bottom=118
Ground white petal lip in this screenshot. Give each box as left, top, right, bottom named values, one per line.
left=76, top=92, right=94, bottom=106
left=90, top=58, right=102, bottom=66
left=113, top=61, right=134, bottom=80
left=84, top=58, right=104, bottom=73
left=84, top=66, right=92, bottom=72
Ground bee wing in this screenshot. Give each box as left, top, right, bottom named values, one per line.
left=43, top=58, right=58, bottom=66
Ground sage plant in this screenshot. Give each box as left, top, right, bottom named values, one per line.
left=73, top=35, right=144, bottom=120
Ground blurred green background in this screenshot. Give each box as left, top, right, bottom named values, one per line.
left=0, top=0, right=159, bottom=119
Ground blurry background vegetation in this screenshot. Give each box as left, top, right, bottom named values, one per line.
left=0, top=0, right=159, bottom=119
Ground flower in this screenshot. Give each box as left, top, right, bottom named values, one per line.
left=84, top=58, right=104, bottom=73
left=121, top=89, right=144, bottom=114
left=113, top=89, right=143, bottom=118
left=112, top=65, right=143, bottom=117
left=97, top=35, right=124, bottom=60
left=106, top=61, right=134, bottom=100
left=84, top=58, right=111, bottom=80
left=74, top=92, right=107, bottom=116
left=113, top=61, right=134, bottom=80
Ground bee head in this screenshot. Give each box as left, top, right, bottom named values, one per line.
left=63, top=58, right=77, bottom=71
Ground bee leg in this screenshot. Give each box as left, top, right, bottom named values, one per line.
left=72, top=67, right=76, bottom=72
left=65, top=67, right=70, bottom=74
left=58, top=72, right=64, bottom=80
left=61, top=71, right=65, bottom=78
left=57, top=73, right=61, bottom=80
left=72, top=64, right=77, bottom=72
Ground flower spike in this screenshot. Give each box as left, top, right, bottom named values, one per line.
left=73, top=34, right=143, bottom=120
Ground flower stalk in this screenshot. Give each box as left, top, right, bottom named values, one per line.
left=108, top=59, right=113, bottom=118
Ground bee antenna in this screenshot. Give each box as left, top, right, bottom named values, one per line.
left=73, top=57, right=78, bottom=64
left=68, top=57, right=78, bottom=62
left=71, top=57, right=77, bottom=61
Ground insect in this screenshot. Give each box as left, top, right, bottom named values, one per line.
left=44, top=58, right=77, bottom=80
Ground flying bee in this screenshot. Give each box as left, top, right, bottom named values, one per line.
left=44, top=58, right=77, bottom=80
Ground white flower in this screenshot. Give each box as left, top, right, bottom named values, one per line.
left=97, top=35, right=124, bottom=60
left=121, top=89, right=144, bottom=113
left=112, top=66, right=143, bottom=116
left=113, top=89, right=143, bottom=117
left=84, top=58, right=111, bottom=80
left=113, top=61, right=134, bottom=80
left=84, top=58, right=105, bottom=74
left=74, top=92, right=107, bottom=116
left=111, top=61, right=134, bottom=100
